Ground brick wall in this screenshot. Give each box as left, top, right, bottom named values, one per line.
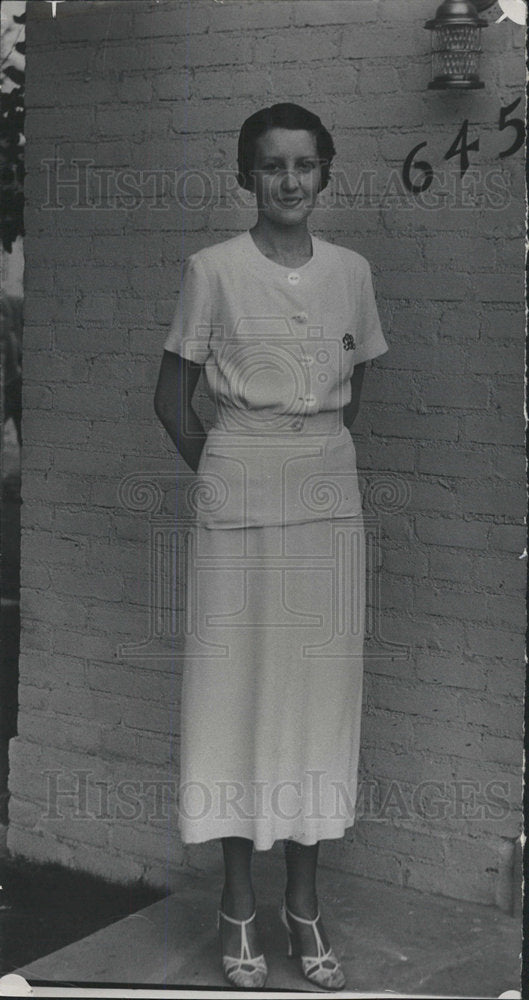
left=8, top=0, right=525, bottom=908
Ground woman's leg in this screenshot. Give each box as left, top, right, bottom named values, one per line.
left=220, top=836, right=262, bottom=959
left=221, top=836, right=255, bottom=917
left=282, top=840, right=345, bottom=989
left=284, top=840, right=319, bottom=916
left=283, top=840, right=331, bottom=952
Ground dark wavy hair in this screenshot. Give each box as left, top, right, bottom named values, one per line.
left=237, top=103, right=336, bottom=193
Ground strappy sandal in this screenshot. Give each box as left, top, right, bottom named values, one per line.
left=280, top=898, right=346, bottom=991
left=217, top=907, right=268, bottom=989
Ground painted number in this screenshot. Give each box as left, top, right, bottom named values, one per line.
left=402, top=141, right=434, bottom=194
left=444, top=119, right=480, bottom=178
left=498, top=97, right=525, bottom=159
left=402, top=100, right=524, bottom=194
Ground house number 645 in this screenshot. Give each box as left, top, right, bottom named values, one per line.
left=402, top=98, right=525, bottom=193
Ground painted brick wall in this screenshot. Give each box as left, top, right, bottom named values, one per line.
left=8, top=0, right=525, bottom=908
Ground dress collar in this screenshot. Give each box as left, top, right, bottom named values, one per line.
left=243, top=230, right=321, bottom=275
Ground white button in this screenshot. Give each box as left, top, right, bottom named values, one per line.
left=288, top=273, right=300, bottom=285
left=301, top=354, right=314, bottom=366
left=318, top=372, right=328, bottom=383
left=316, top=349, right=329, bottom=363
left=292, top=312, right=308, bottom=323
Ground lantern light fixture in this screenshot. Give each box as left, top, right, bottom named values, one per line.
left=424, top=0, right=488, bottom=90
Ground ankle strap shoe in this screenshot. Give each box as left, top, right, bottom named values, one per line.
left=280, top=898, right=346, bottom=991
left=217, top=908, right=268, bottom=989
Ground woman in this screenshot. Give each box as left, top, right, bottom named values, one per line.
left=154, top=103, right=388, bottom=991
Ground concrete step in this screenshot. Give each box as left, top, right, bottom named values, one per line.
left=13, top=851, right=521, bottom=996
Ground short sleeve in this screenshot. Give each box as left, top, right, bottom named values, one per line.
left=353, top=261, right=388, bottom=365
left=163, top=255, right=212, bottom=364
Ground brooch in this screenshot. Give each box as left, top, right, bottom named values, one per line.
left=342, top=333, right=356, bottom=351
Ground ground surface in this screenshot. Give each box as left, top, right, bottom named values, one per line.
left=0, top=855, right=164, bottom=975
left=12, top=850, right=523, bottom=997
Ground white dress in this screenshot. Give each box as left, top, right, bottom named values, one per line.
left=164, top=231, right=388, bottom=849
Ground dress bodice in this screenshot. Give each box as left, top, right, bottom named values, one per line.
left=164, top=232, right=388, bottom=527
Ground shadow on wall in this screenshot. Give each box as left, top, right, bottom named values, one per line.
left=0, top=294, right=22, bottom=850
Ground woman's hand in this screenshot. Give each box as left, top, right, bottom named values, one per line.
left=154, top=350, right=207, bottom=472
left=343, top=362, right=366, bottom=430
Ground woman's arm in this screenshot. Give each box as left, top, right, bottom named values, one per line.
left=154, top=350, right=207, bottom=472
left=342, top=362, right=366, bottom=431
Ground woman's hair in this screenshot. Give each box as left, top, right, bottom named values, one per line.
left=237, top=103, right=336, bottom=193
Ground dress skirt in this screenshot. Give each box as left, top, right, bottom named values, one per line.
left=178, top=514, right=366, bottom=850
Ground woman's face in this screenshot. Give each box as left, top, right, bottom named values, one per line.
left=251, top=128, right=322, bottom=228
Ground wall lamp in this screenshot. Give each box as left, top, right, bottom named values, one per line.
left=424, top=0, right=489, bottom=90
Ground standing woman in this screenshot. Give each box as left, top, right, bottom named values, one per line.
left=154, top=103, right=388, bottom=991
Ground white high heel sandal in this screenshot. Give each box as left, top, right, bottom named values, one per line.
left=280, top=898, right=346, bottom=991
left=217, top=908, right=268, bottom=989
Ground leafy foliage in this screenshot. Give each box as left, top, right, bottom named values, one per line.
left=1, top=10, right=25, bottom=252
